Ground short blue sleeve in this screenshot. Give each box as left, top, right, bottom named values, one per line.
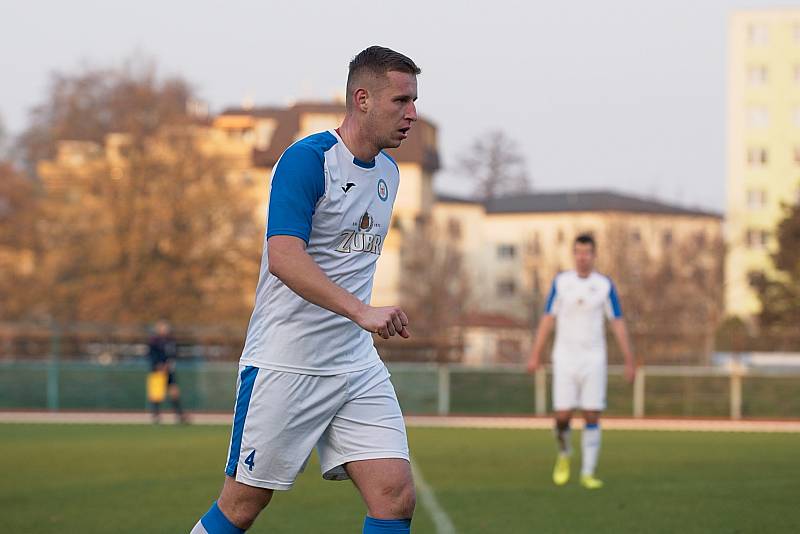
left=544, top=277, right=558, bottom=314
left=608, top=279, right=623, bottom=318
left=267, top=143, right=326, bottom=243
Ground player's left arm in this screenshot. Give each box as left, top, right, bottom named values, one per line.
left=606, top=279, right=636, bottom=383
left=610, top=319, right=636, bottom=383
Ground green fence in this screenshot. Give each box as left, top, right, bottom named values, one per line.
left=0, top=361, right=798, bottom=419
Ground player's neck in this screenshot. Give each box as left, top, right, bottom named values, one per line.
left=336, top=120, right=380, bottom=163
left=576, top=269, right=593, bottom=278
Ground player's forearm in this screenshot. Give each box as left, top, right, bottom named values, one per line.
left=611, top=320, right=635, bottom=364
left=531, top=316, right=555, bottom=360
left=269, top=242, right=366, bottom=322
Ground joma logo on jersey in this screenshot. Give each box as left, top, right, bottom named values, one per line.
left=334, top=231, right=383, bottom=255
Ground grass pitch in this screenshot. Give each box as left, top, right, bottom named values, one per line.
left=1, top=423, right=798, bottom=533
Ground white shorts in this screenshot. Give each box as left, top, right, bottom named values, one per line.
left=224, top=361, right=409, bottom=490
left=552, top=355, right=606, bottom=411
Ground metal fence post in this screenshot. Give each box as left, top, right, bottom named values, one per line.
left=535, top=368, right=547, bottom=416
left=730, top=363, right=743, bottom=420
left=633, top=366, right=645, bottom=418
left=47, top=324, right=61, bottom=412
left=437, top=365, right=450, bottom=416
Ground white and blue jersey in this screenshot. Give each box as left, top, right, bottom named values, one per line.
left=240, top=129, right=400, bottom=375
left=545, top=270, right=623, bottom=410
left=544, top=270, right=623, bottom=359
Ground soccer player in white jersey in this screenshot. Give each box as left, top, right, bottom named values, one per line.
left=527, top=234, right=636, bottom=489
left=190, top=46, right=420, bottom=534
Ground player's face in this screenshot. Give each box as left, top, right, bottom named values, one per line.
left=366, top=71, right=418, bottom=149
left=573, top=243, right=596, bottom=273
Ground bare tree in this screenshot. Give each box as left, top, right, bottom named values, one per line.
left=15, top=58, right=261, bottom=327
left=459, top=130, right=530, bottom=201
left=17, top=55, right=192, bottom=173
left=0, top=161, right=42, bottom=320
left=599, top=223, right=724, bottom=364
left=392, top=216, right=470, bottom=362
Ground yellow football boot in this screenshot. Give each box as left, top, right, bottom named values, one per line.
left=580, top=474, right=604, bottom=489
left=552, top=454, right=570, bottom=486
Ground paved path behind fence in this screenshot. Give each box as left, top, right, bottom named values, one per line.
left=1, top=411, right=799, bottom=433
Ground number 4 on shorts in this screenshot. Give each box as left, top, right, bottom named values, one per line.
left=244, top=450, right=256, bottom=471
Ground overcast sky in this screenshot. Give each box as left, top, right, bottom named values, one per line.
left=1, top=0, right=797, bottom=211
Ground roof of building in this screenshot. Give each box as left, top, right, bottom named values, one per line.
left=437, top=190, right=721, bottom=218
left=219, top=102, right=440, bottom=172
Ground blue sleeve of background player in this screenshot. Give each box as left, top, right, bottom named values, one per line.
left=608, top=279, right=623, bottom=318
left=266, top=143, right=326, bottom=243
left=544, top=276, right=559, bottom=314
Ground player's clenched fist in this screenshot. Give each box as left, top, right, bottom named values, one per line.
left=354, top=305, right=410, bottom=339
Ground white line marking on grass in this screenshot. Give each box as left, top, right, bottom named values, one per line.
left=411, top=458, right=457, bottom=534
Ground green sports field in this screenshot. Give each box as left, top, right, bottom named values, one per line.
left=2, top=423, right=799, bottom=533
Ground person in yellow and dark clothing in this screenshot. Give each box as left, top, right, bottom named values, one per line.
left=148, top=320, right=188, bottom=424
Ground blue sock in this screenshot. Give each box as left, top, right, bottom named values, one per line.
left=195, top=501, right=245, bottom=534
left=363, top=516, right=411, bottom=533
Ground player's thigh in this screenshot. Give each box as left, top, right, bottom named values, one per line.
left=317, top=363, right=409, bottom=482
left=226, top=366, right=345, bottom=490
left=552, top=363, right=581, bottom=412
left=578, top=362, right=607, bottom=412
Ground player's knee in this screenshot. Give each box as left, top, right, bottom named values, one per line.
left=218, top=497, right=267, bottom=530
left=395, top=481, right=417, bottom=517
left=555, top=415, right=571, bottom=430
left=217, top=482, right=272, bottom=529
left=374, top=481, right=416, bottom=518
left=584, top=411, right=601, bottom=425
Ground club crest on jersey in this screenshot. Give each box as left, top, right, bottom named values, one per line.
left=377, top=179, right=388, bottom=201
left=359, top=211, right=374, bottom=232
left=334, top=210, right=382, bottom=255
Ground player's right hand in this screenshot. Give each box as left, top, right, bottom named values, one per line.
left=526, top=355, right=540, bottom=374
left=354, top=305, right=410, bottom=339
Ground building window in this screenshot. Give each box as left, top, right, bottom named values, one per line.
left=526, top=234, right=542, bottom=256
left=447, top=218, right=462, bottom=240
left=747, top=106, right=769, bottom=128
left=746, top=188, right=767, bottom=209
left=631, top=229, right=641, bottom=243
left=694, top=231, right=706, bottom=248
left=497, top=279, right=517, bottom=297
left=747, top=147, right=768, bottom=167
left=662, top=230, right=673, bottom=247
left=747, top=24, right=768, bottom=45
left=746, top=228, right=769, bottom=249
left=497, top=244, right=517, bottom=259
left=556, top=229, right=565, bottom=244
left=747, top=65, right=768, bottom=86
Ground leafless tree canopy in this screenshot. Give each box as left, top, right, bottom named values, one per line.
left=3, top=58, right=261, bottom=327
left=459, top=130, right=530, bottom=201
left=598, top=223, right=724, bottom=364
left=17, top=56, right=192, bottom=173
left=393, top=216, right=470, bottom=362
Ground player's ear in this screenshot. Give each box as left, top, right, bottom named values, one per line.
left=354, top=87, right=369, bottom=112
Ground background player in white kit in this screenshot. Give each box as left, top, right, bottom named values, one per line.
left=527, top=234, right=636, bottom=489
left=190, top=46, right=420, bottom=534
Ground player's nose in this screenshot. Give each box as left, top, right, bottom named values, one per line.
left=405, top=102, right=417, bottom=122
